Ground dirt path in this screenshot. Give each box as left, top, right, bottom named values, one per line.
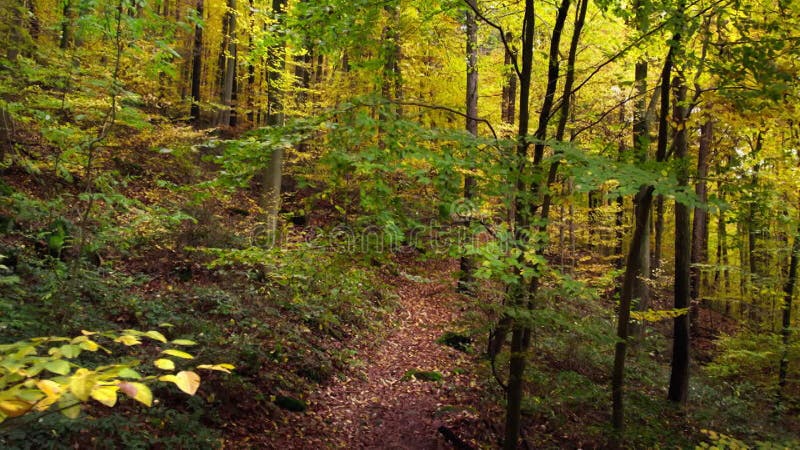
left=267, top=258, right=487, bottom=449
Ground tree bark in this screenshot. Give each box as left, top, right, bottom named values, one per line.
left=60, top=0, right=74, bottom=50
left=612, top=185, right=654, bottom=431
left=189, top=0, right=204, bottom=126
left=612, top=41, right=674, bottom=435
left=501, top=33, right=516, bottom=126
left=690, top=120, right=712, bottom=326
left=631, top=58, right=651, bottom=337
left=506, top=1, right=571, bottom=447
left=778, top=222, right=799, bottom=404
left=668, top=77, right=690, bottom=404
left=458, top=1, right=479, bottom=294
left=217, top=0, right=237, bottom=127
left=262, top=0, right=287, bottom=237
left=502, top=0, right=536, bottom=446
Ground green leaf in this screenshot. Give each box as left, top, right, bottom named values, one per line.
left=44, top=359, right=71, bottom=375
left=58, top=394, right=81, bottom=419
left=117, top=368, right=142, bottom=379
left=58, top=344, right=81, bottom=359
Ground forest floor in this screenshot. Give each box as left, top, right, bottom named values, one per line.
left=237, top=256, right=494, bottom=449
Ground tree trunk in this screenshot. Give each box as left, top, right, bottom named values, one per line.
left=668, top=77, right=690, bottom=404
left=458, top=2, right=479, bottom=294
left=778, top=222, right=799, bottom=404
left=502, top=0, right=535, bottom=446
left=612, top=41, right=674, bottom=436
left=501, top=33, right=516, bottom=126
left=262, top=0, right=287, bottom=237
left=217, top=0, right=237, bottom=127
left=60, top=0, right=74, bottom=50
left=506, top=1, right=571, bottom=447
left=690, top=120, right=712, bottom=326
left=612, top=185, right=654, bottom=431
left=189, top=0, right=204, bottom=126
left=630, top=57, right=651, bottom=336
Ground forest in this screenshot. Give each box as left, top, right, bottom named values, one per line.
left=0, top=0, right=798, bottom=448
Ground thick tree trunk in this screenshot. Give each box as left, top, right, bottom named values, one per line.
left=668, top=77, right=690, bottom=404
left=189, top=0, right=204, bottom=125
left=458, top=2, right=479, bottom=293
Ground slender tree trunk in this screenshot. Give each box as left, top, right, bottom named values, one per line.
left=459, top=2, right=479, bottom=293
left=631, top=57, right=651, bottom=336
left=690, top=120, right=712, bottom=326
left=746, top=132, right=764, bottom=324
left=502, top=0, right=535, bottom=446
left=778, top=222, right=799, bottom=404
left=612, top=42, right=674, bottom=436
left=189, top=0, right=204, bottom=125
left=541, top=0, right=588, bottom=220
left=501, top=33, right=517, bottom=126
left=60, top=0, right=74, bottom=50
left=217, top=0, right=237, bottom=127
left=506, top=1, right=571, bottom=448
left=668, top=77, right=690, bottom=404
left=653, top=196, right=664, bottom=270
left=488, top=31, right=518, bottom=359
left=381, top=3, right=403, bottom=116
left=612, top=185, right=654, bottom=431
left=262, top=0, right=287, bottom=237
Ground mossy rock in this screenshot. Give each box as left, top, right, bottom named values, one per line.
left=274, top=395, right=307, bottom=412
left=402, top=369, right=443, bottom=382
left=437, top=331, right=472, bottom=353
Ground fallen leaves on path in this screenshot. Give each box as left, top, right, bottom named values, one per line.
left=237, top=257, right=489, bottom=449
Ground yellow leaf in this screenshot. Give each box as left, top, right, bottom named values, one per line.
left=159, top=371, right=200, bottom=395
left=36, top=379, right=62, bottom=398
left=115, top=335, right=141, bottom=346
left=80, top=330, right=98, bottom=336
left=197, top=363, right=235, bottom=374
left=118, top=381, right=152, bottom=407
left=79, top=340, right=99, bottom=352
left=35, top=380, right=63, bottom=411
left=162, top=349, right=194, bottom=359
left=154, top=359, right=175, bottom=371
left=69, top=368, right=96, bottom=402
left=170, top=339, right=197, bottom=346
left=90, top=385, right=119, bottom=407
left=0, top=400, right=32, bottom=418
left=145, top=330, right=167, bottom=343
